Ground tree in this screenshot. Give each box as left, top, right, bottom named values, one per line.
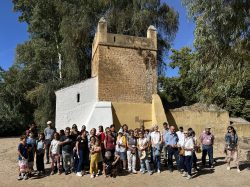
left=2, top=0, right=179, bottom=133
left=181, top=0, right=250, bottom=120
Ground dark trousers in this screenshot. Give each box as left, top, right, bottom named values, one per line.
left=167, top=147, right=179, bottom=170
left=192, top=152, right=197, bottom=169
left=45, top=140, right=51, bottom=163
left=179, top=155, right=185, bottom=170
left=184, top=156, right=192, bottom=175
left=36, top=153, right=45, bottom=172
left=73, top=150, right=79, bottom=172
left=77, top=150, right=88, bottom=172
left=202, top=145, right=213, bottom=166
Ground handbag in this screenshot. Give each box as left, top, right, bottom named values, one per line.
left=179, top=148, right=185, bottom=156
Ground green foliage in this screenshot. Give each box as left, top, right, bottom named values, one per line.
left=160, top=0, right=250, bottom=121
left=0, top=0, right=179, bottom=135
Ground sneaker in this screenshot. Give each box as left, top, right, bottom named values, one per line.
left=50, top=171, right=54, bottom=175
left=157, top=169, right=161, bottom=173
left=132, top=170, right=137, bottom=174
left=141, top=170, right=146, bottom=174
left=90, top=174, right=94, bottom=178
left=96, top=173, right=99, bottom=177
left=148, top=171, right=153, bottom=175
left=227, top=166, right=230, bottom=170
left=237, top=169, right=241, bottom=173
left=186, top=175, right=191, bottom=179
left=23, top=174, right=28, bottom=180
left=76, top=172, right=82, bottom=177
left=17, top=175, right=23, bottom=180
left=182, top=172, right=188, bottom=177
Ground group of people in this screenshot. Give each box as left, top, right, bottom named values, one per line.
left=17, top=121, right=240, bottom=180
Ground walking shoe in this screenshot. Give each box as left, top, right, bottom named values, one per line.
left=50, top=171, right=54, bottom=175
left=227, top=166, right=230, bottom=170
left=17, top=175, right=23, bottom=180
left=76, top=172, right=82, bottom=177
left=132, top=170, right=137, bottom=174
left=141, top=170, right=146, bottom=174
left=23, top=174, right=28, bottom=180
left=182, top=172, right=188, bottom=177
left=157, top=169, right=161, bottom=173
left=90, top=174, right=94, bottom=178
left=186, top=174, right=191, bottom=179
left=148, top=171, right=153, bottom=175
left=237, top=169, right=241, bottom=173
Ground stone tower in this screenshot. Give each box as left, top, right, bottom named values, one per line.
left=91, top=18, right=158, bottom=103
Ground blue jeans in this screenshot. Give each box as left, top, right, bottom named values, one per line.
left=184, top=156, right=192, bottom=175
left=77, top=150, right=88, bottom=172
left=153, top=149, right=161, bottom=170
left=167, top=147, right=179, bottom=170
left=191, top=152, right=197, bottom=169
left=139, top=152, right=151, bottom=172
left=202, top=145, right=213, bottom=166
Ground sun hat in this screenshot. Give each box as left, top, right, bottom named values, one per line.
left=47, top=121, right=52, bottom=125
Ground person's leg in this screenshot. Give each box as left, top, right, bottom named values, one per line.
left=167, top=147, right=174, bottom=170
left=163, top=145, right=168, bottom=167
left=202, top=145, right=207, bottom=166
left=94, top=156, right=98, bottom=174
left=55, top=154, right=61, bottom=173
left=127, top=151, right=132, bottom=171
left=186, top=156, right=192, bottom=176
left=192, top=152, right=198, bottom=169
left=77, top=150, right=84, bottom=173
left=173, top=148, right=180, bottom=170
left=45, top=142, right=50, bottom=163
left=89, top=155, right=94, bottom=175
left=36, top=154, right=41, bottom=172
left=145, top=156, right=152, bottom=173
left=51, top=154, right=55, bottom=174
left=179, top=155, right=184, bottom=170
left=232, top=150, right=239, bottom=170
left=122, top=152, right=127, bottom=170
left=207, top=146, right=214, bottom=167
left=132, top=154, right=136, bottom=172
left=183, top=156, right=188, bottom=173
left=140, top=159, right=145, bottom=172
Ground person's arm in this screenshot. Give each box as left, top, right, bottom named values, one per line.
left=104, top=137, right=107, bottom=150
left=76, top=140, right=79, bottom=157
left=49, top=142, right=52, bottom=156
left=18, top=145, right=24, bottom=159
left=112, top=155, right=120, bottom=165
left=211, top=135, right=215, bottom=146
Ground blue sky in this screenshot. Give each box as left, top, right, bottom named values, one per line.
left=0, top=0, right=195, bottom=77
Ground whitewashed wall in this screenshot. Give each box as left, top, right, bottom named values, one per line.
left=55, top=77, right=113, bottom=131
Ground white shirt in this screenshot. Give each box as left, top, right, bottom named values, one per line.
left=150, top=131, right=161, bottom=146
left=138, top=138, right=148, bottom=149
left=183, top=137, right=194, bottom=156
left=51, top=139, right=60, bottom=154
left=176, top=131, right=185, bottom=146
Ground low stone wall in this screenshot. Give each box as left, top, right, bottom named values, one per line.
left=166, top=110, right=230, bottom=138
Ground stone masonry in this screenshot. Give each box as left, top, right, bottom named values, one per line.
left=91, top=18, right=158, bottom=103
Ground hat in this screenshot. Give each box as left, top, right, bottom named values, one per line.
left=118, top=128, right=123, bottom=134
left=47, top=121, right=52, bottom=125
left=140, top=150, right=146, bottom=159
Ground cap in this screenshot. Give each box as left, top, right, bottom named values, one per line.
left=47, top=121, right=52, bottom=125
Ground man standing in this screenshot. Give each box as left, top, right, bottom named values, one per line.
left=176, top=126, right=185, bottom=147
left=200, top=127, right=215, bottom=168
left=165, top=125, right=179, bottom=172
left=44, top=121, right=55, bottom=164
left=60, top=128, right=73, bottom=175
left=150, top=125, right=162, bottom=173
left=161, top=122, right=169, bottom=167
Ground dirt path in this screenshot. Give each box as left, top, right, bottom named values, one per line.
left=0, top=138, right=249, bottom=187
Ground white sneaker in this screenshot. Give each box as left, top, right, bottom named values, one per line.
left=157, top=169, right=161, bottom=173
left=227, top=166, right=230, bottom=170
left=132, top=170, right=137, bottom=174
left=237, top=169, right=240, bottom=173
left=90, top=174, right=94, bottom=178
left=76, top=172, right=82, bottom=177
left=186, top=174, right=191, bottom=179
left=182, top=172, right=187, bottom=177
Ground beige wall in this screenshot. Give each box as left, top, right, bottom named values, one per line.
left=232, top=123, right=250, bottom=137
left=112, top=102, right=152, bottom=130
left=166, top=110, right=230, bottom=138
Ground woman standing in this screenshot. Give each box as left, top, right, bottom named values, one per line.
left=127, top=129, right=137, bottom=174
left=116, top=129, right=127, bottom=171
left=182, top=131, right=194, bottom=179
left=104, top=128, right=116, bottom=158
left=225, top=126, right=240, bottom=172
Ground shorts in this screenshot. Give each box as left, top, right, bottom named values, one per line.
left=116, top=151, right=127, bottom=161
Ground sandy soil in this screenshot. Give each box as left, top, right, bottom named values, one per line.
left=0, top=137, right=249, bottom=187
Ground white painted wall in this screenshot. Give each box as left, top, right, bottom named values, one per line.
left=55, top=77, right=113, bottom=131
